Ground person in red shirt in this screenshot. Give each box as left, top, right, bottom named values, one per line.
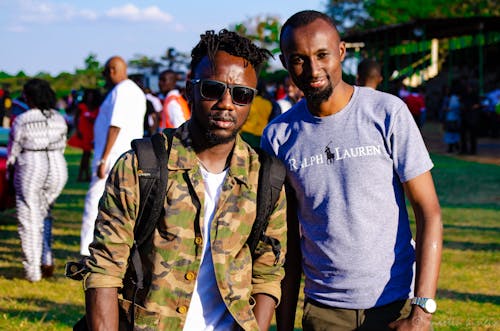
left=67, top=88, right=102, bottom=181
left=404, top=87, right=426, bottom=129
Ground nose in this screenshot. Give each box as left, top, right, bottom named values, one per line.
left=308, top=57, right=322, bottom=77
left=216, top=87, right=236, bottom=110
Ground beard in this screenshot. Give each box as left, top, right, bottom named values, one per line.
left=193, top=112, right=240, bottom=147
left=302, top=83, right=333, bottom=106
left=204, top=128, right=238, bottom=146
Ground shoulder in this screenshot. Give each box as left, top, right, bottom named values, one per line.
left=358, top=86, right=404, bottom=106
left=14, top=109, right=38, bottom=124
left=355, top=87, right=408, bottom=117
left=108, top=149, right=138, bottom=184
left=117, top=79, right=143, bottom=95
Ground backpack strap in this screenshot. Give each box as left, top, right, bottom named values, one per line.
left=132, top=131, right=173, bottom=249
left=129, top=130, right=173, bottom=327
left=247, top=147, right=286, bottom=264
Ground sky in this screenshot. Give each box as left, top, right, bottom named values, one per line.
left=0, top=0, right=327, bottom=76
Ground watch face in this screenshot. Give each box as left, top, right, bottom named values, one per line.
left=424, top=299, right=437, bottom=313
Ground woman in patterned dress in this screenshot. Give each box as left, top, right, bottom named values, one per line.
left=7, top=78, right=68, bottom=282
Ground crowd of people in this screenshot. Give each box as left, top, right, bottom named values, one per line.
left=2, top=8, right=499, bottom=331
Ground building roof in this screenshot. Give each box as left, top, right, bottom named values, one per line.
left=342, top=16, right=500, bottom=46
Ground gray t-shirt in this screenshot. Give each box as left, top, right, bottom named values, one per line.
left=261, top=86, right=433, bottom=309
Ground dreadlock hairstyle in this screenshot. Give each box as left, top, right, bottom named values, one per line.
left=23, top=78, right=56, bottom=112
left=190, top=29, right=272, bottom=76
left=279, top=10, right=339, bottom=50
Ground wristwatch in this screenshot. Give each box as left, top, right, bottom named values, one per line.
left=411, top=297, right=437, bottom=314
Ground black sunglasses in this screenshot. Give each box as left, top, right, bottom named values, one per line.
left=191, top=79, right=257, bottom=106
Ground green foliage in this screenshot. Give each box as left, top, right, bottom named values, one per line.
left=327, top=0, right=500, bottom=34
left=128, top=54, right=162, bottom=71
left=233, top=15, right=281, bottom=54
left=0, top=53, right=103, bottom=98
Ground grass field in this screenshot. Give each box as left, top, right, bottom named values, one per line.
left=0, top=148, right=498, bottom=330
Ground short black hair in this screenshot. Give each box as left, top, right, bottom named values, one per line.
left=159, top=69, right=176, bottom=78
left=190, top=29, right=272, bottom=76
left=280, top=10, right=338, bottom=50
left=23, top=78, right=56, bottom=110
left=357, top=59, right=381, bottom=85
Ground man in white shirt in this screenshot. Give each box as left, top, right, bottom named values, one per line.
left=79, top=56, right=146, bottom=256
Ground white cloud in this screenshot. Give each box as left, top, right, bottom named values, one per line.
left=17, top=0, right=98, bottom=23
left=105, top=4, right=172, bottom=23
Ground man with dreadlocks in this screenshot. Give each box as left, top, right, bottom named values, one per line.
left=82, top=29, right=287, bottom=330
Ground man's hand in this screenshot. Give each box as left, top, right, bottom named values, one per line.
left=388, top=307, right=432, bottom=331
left=97, top=160, right=107, bottom=179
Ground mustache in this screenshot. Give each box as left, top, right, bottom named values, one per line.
left=208, top=113, right=236, bottom=123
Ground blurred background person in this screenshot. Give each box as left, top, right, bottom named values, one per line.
left=241, top=79, right=278, bottom=148
left=356, top=58, right=383, bottom=89
left=67, top=88, right=102, bottom=182
left=130, top=75, right=163, bottom=137
left=459, top=82, right=481, bottom=155
left=443, top=84, right=462, bottom=153
left=143, top=87, right=163, bottom=136
left=158, top=69, right=190, bottom=129
left=7, top=78, right=68, bottom=282
left=0, top=85, right=12, bottom=127
left=276, top=76, right=303, bottom=114
left=404, top=86, right=426, bottom=129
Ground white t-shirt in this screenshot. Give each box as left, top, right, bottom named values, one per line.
left=93, top=79, right=146, bottom=170
left=183, top=166, right=238, bottom=330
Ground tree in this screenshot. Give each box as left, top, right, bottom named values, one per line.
left=233, top=15, right=281, bottom=55
left=232, top=14, right=284, bottom=76
left=326, top=0, right=371, bottom=34
left=327, top=0, right=500, bottom=34
left=84, top=53, right=101, bottom=72
left=129, top=54, right=162, bottom=73
left=159, top=47, right=190, bottom=73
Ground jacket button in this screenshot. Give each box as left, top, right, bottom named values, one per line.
left=177, top=305, right=188, bottom=314
left=185, top=271, right=195, bottom=281
left=195, top=237, right=203, bottom=245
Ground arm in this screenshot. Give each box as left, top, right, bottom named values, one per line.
left=253, top=293, right=278, bottom=331
left=97, top=126, right=120, bottom=179
left=85, top=288, right=119, bottom=331
left=276, top=188, right=302, bottom=331
left=390, top=171, right=442, bottom=330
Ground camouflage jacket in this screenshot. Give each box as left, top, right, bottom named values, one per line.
left=84, top=123, right=287, bottom=330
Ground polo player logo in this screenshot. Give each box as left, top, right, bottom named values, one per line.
left=325, top=141, right=335, bottom=163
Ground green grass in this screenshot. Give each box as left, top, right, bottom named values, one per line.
left=0, top=150, right=499, bottom=330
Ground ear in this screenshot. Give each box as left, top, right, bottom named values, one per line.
left=339, top=41, right=347, bottom=62
left=279, top=54, right=288, bottom=70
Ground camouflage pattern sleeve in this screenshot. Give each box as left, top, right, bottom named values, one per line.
left=84, top=151, right=139, bottom=289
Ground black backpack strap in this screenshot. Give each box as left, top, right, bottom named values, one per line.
left=131, top=131, right=173, bottom=248
left=247, top=147, right=286, bottom=264
left=129, top=130, right=173, bottom=329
